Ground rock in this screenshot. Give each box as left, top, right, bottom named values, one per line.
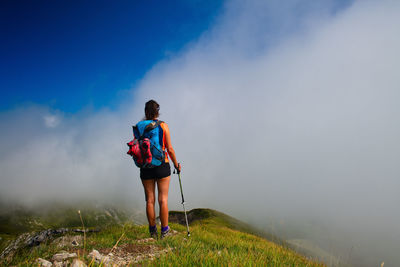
left=52, top=252, right=77, bottom=262
left=88, top=249, right=102, bottom=261
left=88, top=249, right=112, bottom=266
left=36, top=258, right=53, bottom=267
left=71, top=259, right=87, bottom=267
left=137, top=238, right=155, bottom=243
left=52, top=262, right=64, bottom=267
left=53, top=235, right=82, bottom=248
left=26, top=228, right=70, bottom=247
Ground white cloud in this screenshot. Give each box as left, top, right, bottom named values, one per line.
left=43, top=114, right=61, bottom=128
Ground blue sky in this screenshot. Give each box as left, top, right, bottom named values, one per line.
left=0, top=0, right=223, bottom=112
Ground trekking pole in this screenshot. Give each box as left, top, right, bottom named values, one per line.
left=174, top=164, right=190, bottom=237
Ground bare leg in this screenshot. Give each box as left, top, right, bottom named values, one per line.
left=142, top=179, right=156, bottom=226
left=157, top=176, right=171, bottom=228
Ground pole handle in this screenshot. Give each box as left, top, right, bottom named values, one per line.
left=173, top=163, right=181, bottom=174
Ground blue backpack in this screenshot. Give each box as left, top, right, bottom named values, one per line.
left=127, top=120, right=165, bottom=168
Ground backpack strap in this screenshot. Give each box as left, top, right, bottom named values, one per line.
left=132, top=120, right=164, bottom=140
left=132, top=125, right=140, bottom=139
left=144, top=120, right=163, bottom=133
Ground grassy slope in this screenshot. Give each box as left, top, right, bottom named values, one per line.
left=2, top=208, right=325, bottom=266
left=157, top=209, right=324, bottom=266
left=170, top=208, right=284, bottom=241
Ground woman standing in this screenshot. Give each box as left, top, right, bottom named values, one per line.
left=139, top=100, right=181, bottom=238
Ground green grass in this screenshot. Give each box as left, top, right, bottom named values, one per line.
left=1, top=208, right=325, bottom=266
left=170, top=208, right=285, bottom=244
left=154, top=213, right=325, bottom=266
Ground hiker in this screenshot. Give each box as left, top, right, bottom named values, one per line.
left=139, top=100, right=181, bottom=239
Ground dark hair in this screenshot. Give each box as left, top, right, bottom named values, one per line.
left=145, top=100, right=160, bottom=120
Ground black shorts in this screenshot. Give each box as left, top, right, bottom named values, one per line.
left=140, top=161, right=171, bottom=180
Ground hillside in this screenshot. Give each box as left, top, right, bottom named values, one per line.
left=0, top=206, right=325, bottom=266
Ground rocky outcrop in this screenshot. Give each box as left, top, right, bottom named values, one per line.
left=0, top=233, right=31, bottom=262
left=0, top=228, right=98, bottom=263
left=27, top=228, right=70, bottom=247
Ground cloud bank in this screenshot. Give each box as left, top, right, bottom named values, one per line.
left=1, top=0, right=400, bottom=266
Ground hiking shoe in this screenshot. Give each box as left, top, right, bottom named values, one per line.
left=149, top=224, right=158, bottom=239
left=150, top=230, right=158, bottom=239
left=160, top=227, right=171, bottom=239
